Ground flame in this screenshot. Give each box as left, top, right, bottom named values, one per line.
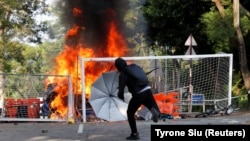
left=44, top=8, right=129, bottom=119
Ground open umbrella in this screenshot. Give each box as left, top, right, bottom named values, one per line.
left=90, top=71, right=131, bottom=121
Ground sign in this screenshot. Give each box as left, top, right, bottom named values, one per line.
left=185, top=34, right=197, bottom=46
left=185, top=46, right=197, bottom=55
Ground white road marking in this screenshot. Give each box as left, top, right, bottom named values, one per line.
left=78, top=124, right=84, bottom=134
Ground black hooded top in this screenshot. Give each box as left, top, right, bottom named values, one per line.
left=115, top=57, right=148, bottom=99
left=115, top=57, right=127, bottom=72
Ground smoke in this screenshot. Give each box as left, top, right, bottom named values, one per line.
left=56, top=0, right=130, bottom=48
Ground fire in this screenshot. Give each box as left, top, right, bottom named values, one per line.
left=44, top=7, right=130, bottom=119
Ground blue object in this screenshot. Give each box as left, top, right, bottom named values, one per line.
left=41, top=102, right=49, bottom=116
left=192, top=94, right=204, bottom=105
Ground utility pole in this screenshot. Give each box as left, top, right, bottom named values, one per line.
left=184, top=34, right=197, bottom=113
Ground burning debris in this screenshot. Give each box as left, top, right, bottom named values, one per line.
left=44, top=1, right=132, bottom=120
left=41, top=83, right=58, bottom=118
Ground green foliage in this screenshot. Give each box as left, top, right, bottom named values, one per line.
left=0, top=39, right=63, bottom=74
left=231, top=71, right=250, bottom=110
left=0, top=0, right=52, bottom=73
left=124, top=9, right=139, bottom=30
left=3, top=74, right=47, bottom=99
left=142, top=0, right=212, bottom=54
left=122, top=0, right=150, bottom=56
left=22, top=46, right=44, bottom=74
left=0, top=0, right=49, bottom=44
left=41, top=39, right=64, bottom=72
left=200, top=5, right=235, bottom=52
left=200, top=2, right=250, bottom=53
left=0, top=41, right=25, bottom=72
left=141, top=0, right=250, bottom=110
left=241, top=15, right=250, bottom=35
left=200, top=2, right=250, bottom=111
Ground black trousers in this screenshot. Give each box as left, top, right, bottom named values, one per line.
left=127, top=89, right=160, bottom=133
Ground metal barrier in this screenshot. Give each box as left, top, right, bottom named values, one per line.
left=0, top=74, right=73, bottom=122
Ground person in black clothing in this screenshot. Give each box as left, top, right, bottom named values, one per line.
left=115, top=57, right=160, bottom=140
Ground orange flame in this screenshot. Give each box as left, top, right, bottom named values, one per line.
left=44, top=8, right=129, bottom=119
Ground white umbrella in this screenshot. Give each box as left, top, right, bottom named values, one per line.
left=90, top=71, right=131, bottom=121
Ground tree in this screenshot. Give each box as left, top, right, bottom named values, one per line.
left=0, top=0, right=49, bottom=71
left=123, top=0, right=150, bottom=56
left=196, top=0, right=250, bottom=108
left=0, top=0, right=49, bottom=113
left=142, top=0, right=250, bottom=109
left=232, top=0, right=250, bottom=108
left=0, top=0, right=48, bottom=43
left=142, top=0, right=212, bottom=55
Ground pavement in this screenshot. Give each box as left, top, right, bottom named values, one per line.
left=0, top=112, right=250, bottom=141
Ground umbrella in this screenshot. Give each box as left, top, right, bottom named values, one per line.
left=90, top=71, right=131, bottom=121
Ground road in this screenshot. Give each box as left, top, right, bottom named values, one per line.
left=0, top=112, right=249, bottom=141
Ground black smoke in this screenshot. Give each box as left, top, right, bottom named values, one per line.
left=57, top=0, right=130, bottom=49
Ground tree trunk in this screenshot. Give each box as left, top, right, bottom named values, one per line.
left=0, top=71, right=3, bottom=116
left=233, top=0, right=250, bottom=109
left=213, top=0, right=250, bottom=108
left=212, top=0, right=225, bottom=17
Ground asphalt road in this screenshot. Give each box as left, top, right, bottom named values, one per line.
left=0, top=112, right=249, bottom=141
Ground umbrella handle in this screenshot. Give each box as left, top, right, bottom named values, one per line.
left=145, top=67, right=159, bottom=75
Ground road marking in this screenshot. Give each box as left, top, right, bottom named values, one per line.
left=78, top=124, right=84, bottom=133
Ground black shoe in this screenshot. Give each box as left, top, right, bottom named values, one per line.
left=151, top=107, right=159, bottom=123
left=126, top=133, right=140, bottom=140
